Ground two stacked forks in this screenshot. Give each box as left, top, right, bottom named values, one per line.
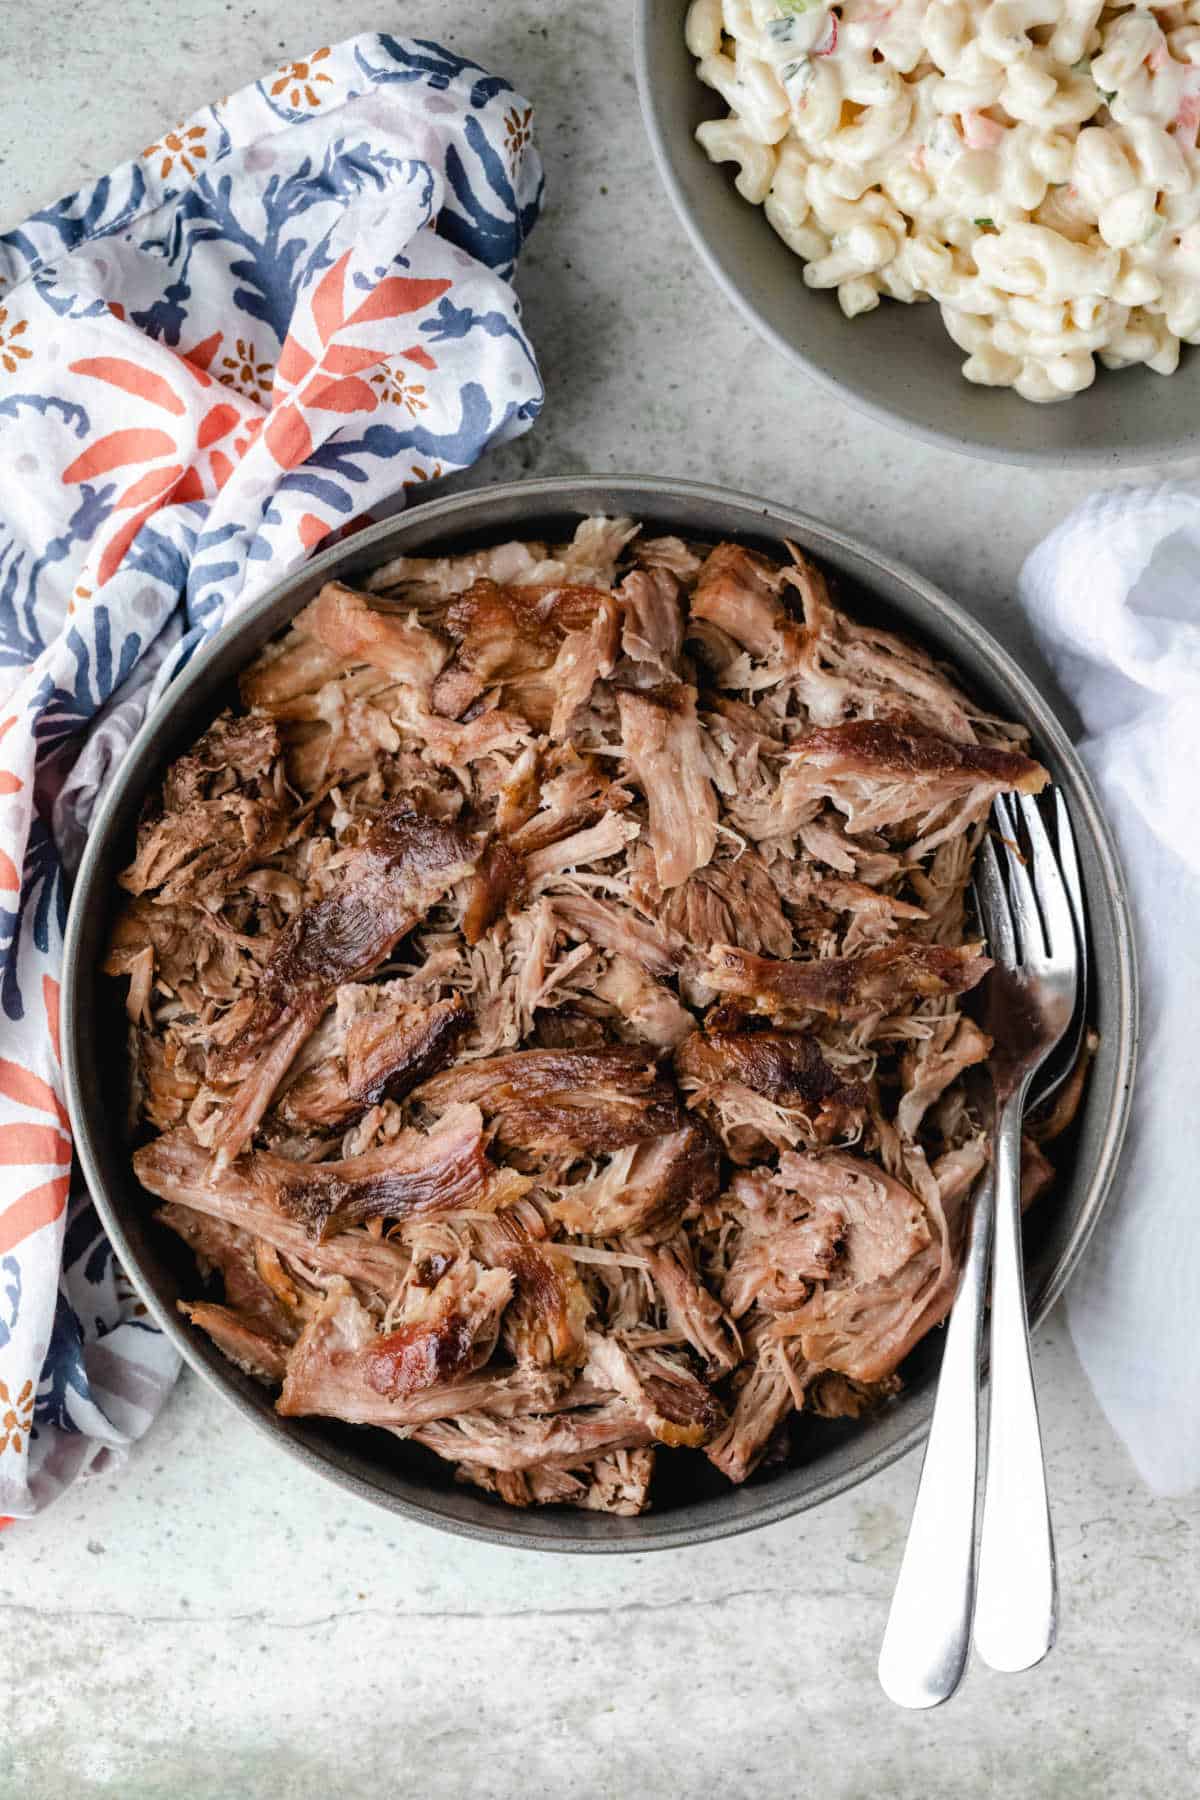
left=879, top=789, right=1088, bottom=1709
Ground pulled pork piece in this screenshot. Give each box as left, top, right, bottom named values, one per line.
left=676, top=1029, right=868, bottom=1150
left=415, top=1046, right=683, bottom=1155
left=1028, top=1028, right=1097, bottom=1146
left=413, top=1403, right=654, bottom=1473
left=462, top=842, right=525, bottom=945
left=732, top=719, right=1048, bottom=855
left=662, top=850, right=793, bottom=963
left=468, top=1210, right=592, bottom=1371
left=549, top=604, right=621, bottom=740
left=505, top=747, right=631, bottom=854
left=277, top=1282, right=566, bottom=1427
left=431, top=578, right=620, bottom=730
left=897, top=1016, right=992, bottom=1139
left=619, top=566, right=685, bottom=676
left=585, top=1335, right=724, bottom=1448
left=549, top=1124, right=718, bottom=1241
left=552, top=894, right=683, bottom=978
left=769, top=1243, right=956, bottom=1387
left=577, top=1447, right=657, bottom=1514
left=705, top=939, right=991, bottom=1022
left=368, top=516, right=639, bottom=599
left=524, top=812, right=640, bottom=885
left=807, top=877, right=928, bottom=952
left=137, top=1135, right=407, bottom=1294
left=774, top=1149, right=930, bottom=1287
left=300, top=582, right=450, bottom=688
left=644, top=1233, right=741, bottom=1374
left=137, top=1033, right=200, bottom=1131
left=119, top=710, right=286, bottom=903
left=180, top=1303, right=290, bottom=1383
left=160, top=710, right=281, bottom=810
left=163, top=1205, right=305, bottom=1384
left=706, top=1347, right=805, bottom=1484
left=807, top=1370, right=901, bottom=1420
left=690, top=542, right=794, bottom=662
left=208, top=804, right=479, bottom=1167
left=720, top=1172, right=847, bottom=1317
left=767, top=1148, right=970, bottom=1386
left=362, top=1260, right=513, bottom=1400
left=256, top=1104, right=526, bottom=1240
left=590, top=955, right=695, bottom=1050
left=278, top=994, right=470, bottom=1130
left=367, top=538, right=553, bottom=598
left=616, top=683, right=718, bottom=889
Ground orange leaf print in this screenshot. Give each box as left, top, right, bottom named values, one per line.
left=298, top=513, right=330, bottom=550
left=0, top=1123, right=70, bottom=1166
left=209, top=450, right=235, bottom=489
left=0, top=1059, right=68, bottom=1126
left=344, top=276, right=451, bottom=330
left=173, top=468, right=206, bottom=505
left=62, top=428, right=176, bottom=483
left=311, top=251, right=352, bottom=346
left=98, top=501, right=161, bottom=586
left=0, top=773, right=21, bottom=797
left=184, top=330, right=223, bottom=373
left=0, top=850, right=17, bottom=893
left=305, top=374, right=378, bottom=414
left=69, top=357, right=187, bottom=415
left=324, top=344, right=391, bottom=377
left=112, top=465, right=185, bottom=510
left=44, top=977, right=61, bottom=1066
left=401, top=346, right=438, bottom=371
left=0, top=1175, right=70, bottom=1255
left=275, top=337, right=316, bottom=389
left=265, top=406, right=313, bottom=469
left=198, top=403, right=241, bottom=448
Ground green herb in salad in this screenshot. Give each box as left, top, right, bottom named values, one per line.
left=1084, top=59, right=1117, bottom=103
left=777, top=0, right=826, bottom=15
left=973, top=217, right=996, bottom=230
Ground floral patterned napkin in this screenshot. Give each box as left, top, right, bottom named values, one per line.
left=0, top=33, right=544, bottom=1517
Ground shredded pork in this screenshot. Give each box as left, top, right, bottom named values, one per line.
left=110, top=518, right=1078, bottom=1516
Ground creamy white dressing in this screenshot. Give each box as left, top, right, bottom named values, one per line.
left=689, top=0, right=1200, bottom=401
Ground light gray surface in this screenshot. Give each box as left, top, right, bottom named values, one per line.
left=0, top=2, right=1196, bottom=1795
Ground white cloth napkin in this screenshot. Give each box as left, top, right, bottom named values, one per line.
left=1021, top=484, right=1200, bottom=1496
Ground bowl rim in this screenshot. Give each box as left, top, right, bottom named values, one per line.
left=63, top=473, right=1139, bottom=1552
left=633, top=2, right=1197, bottom=470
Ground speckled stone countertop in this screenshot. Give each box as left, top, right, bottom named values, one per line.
left=1, top=4, right=1196, bottom=1795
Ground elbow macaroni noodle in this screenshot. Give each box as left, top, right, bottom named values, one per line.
left=687, top=0, right=1200, bottom=400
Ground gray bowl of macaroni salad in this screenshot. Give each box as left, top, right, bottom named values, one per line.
left=636, top=0, right=1200, bottom=464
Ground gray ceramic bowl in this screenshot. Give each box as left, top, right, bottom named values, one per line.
left=63, top=477, right=1137, bottom=1551
left=636, top=1, right=1197, bottom=466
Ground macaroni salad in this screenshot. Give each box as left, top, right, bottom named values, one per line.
left=687, top=0, right=1200, bottom=400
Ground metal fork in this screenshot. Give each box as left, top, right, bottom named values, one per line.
left=878, top=788, right=1083, bottom=1708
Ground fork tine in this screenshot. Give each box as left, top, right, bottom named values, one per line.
left=1052, top=789, right=1088, bottom=978
left=975, top=834, right=1017, bottom=965
left=1017, top=792, right=1075, bottom=969
left=993, top=793, right=1044, bottom=963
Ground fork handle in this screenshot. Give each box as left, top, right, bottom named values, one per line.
left=878, top=1164, right=993, bottom=1709
left=973, top=1093, right=1057, bottom=1672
